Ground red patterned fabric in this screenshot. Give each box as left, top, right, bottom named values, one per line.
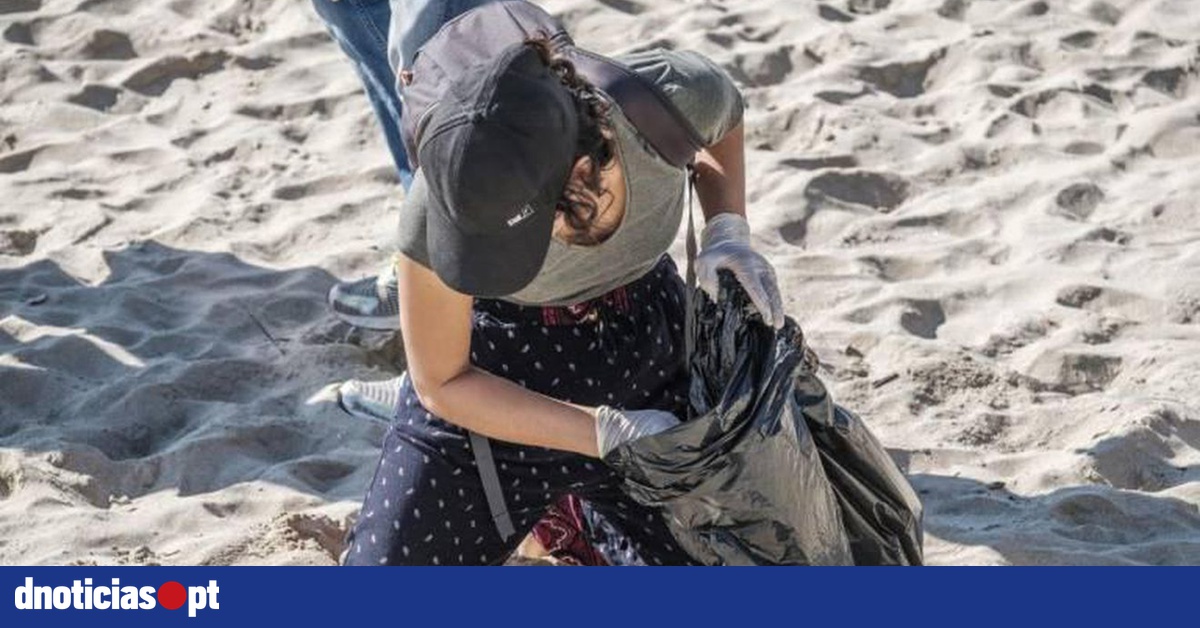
left=531, top=495, right=609, bottom=566
left=540, top=286, right=631, bottom=327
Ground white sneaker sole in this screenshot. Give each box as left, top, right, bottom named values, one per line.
left=327, top=284, right=401, bottom=330
left=330, top=310, right=401, bottom=331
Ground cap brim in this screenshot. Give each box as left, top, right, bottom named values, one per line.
left=426, top=194, right=557, bottom=297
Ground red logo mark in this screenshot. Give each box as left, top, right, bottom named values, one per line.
left=156, top=581, right=186, bottom=610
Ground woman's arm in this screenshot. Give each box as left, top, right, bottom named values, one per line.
left=689, top=121, right=785, bottom=328
left=396, top=255, right=601, bottom=457
left=692, top=122, right=746, bottom=220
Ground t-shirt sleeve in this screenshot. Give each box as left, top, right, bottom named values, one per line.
left=394, top=170, right=433, bottom=268
left=619, top=49, right=745, bottom=146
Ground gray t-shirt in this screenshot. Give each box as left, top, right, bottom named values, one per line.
left=396, top=49, right=744, bottom=306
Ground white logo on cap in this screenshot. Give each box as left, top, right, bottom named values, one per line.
left=506, top=207, right=535, bottom=227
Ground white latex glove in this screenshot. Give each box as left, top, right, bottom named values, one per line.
left=695, top=213, right=785, bottom=329
left=595, top=406, right=681, bottom=458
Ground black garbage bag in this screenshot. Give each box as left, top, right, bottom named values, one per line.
left=604, top=276, right=924, bottom=565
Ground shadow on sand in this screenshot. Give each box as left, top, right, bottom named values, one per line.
left=0, top=241, right=401, bottom=506
left=913, top=472, right=1200, bottom=565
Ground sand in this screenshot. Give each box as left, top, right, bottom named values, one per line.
left=1, top=0, right=1198, bottom=565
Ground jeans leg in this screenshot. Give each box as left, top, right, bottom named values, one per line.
left=386, top=0, right=516, bottom=74
left=312, top=0, right=413, bottom=190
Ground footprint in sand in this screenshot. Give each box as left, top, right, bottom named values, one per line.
left=858, top=50, right=945, bottom=99
left=1142, top=66, right=1193, bottom=98
left=1056, top=284, right=1103, bottom=309
left=122, top=51, right=229, bottom=97
left=67, top=84, right=121, bottom=112
left=595, top=0, right=645, bottom=15
left=1087, top=1, right=1123, bottom=26
left=3, top=22, right=34, bottom=44
left=235, top=97, right=333, bottom=122
left=1026, top=350, right=1123, bottom=395
left=77, top=0, right=139, bottom=17
left=0, top=230, right=39, bottom=256
left=817, top=4, right=855, bottom=23
left=0, top=0, right=40, bottom=15
left=1063, top=140, right=1105, bottom=155
left=805, top=170, right=911, bottom=211
left=1061, top=30, right=1098, bottom=49
left=779, top=155, right=859, bottom=171
left=1054, top=182, right=1105, bottom=220
left=728, top=46, right=795, bottom=88
left=76, top=29, right=136, bottom=60
left=846, top=0, right=891, bottom=15
left=1019, top=1, right=1050, bottom=17
left=899, top=299, right=947, bottom=340
left=937, top=0, right=969, bottom=20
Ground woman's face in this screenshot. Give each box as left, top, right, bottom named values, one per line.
left=551, top=155, right=624, bottom=246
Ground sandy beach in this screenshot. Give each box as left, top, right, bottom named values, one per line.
left=1, top=0, right=1198, bottom=565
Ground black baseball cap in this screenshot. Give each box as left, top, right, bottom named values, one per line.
left=417, top=43, right=580, bottom=297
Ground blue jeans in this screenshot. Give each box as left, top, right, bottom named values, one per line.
left=313, top=0, right=508, bottom=192
left=385, top=0, right=501, bottom=75
left=311, top=0, right=414, bottom=189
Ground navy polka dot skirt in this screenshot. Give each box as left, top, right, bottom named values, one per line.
left=344, top=257, right=698, bottom=566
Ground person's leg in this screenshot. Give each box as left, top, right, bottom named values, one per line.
left=344, top=371, right=620, bottom=566
left=313, top=0, right=413, bottom=331
left=323, top=0, right=509, bottom=332
left=343, top=408, right=525, bottom=565
left=311, top=0, right=411, bottom=187
left=386, top=0, right=511, bottom=75
left=344, top=376, right=693, bottom=566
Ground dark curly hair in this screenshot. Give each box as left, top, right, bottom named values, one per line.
left=524, top=37, right=617, bottom=246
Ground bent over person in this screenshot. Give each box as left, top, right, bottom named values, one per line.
left=344, top=0, right=785, bottom=566
left=311, top=0, right=643, bottom=565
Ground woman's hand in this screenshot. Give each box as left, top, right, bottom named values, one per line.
left=690, top=123, right=784, bottom=329
left=696, top=213, right=785, bottom=328
left=594, top=406, right=681, bottom=458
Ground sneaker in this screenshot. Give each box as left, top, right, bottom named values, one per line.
left=328, top=261, right=400, bottom=330
left=336, top=375, right=405, bottom=423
